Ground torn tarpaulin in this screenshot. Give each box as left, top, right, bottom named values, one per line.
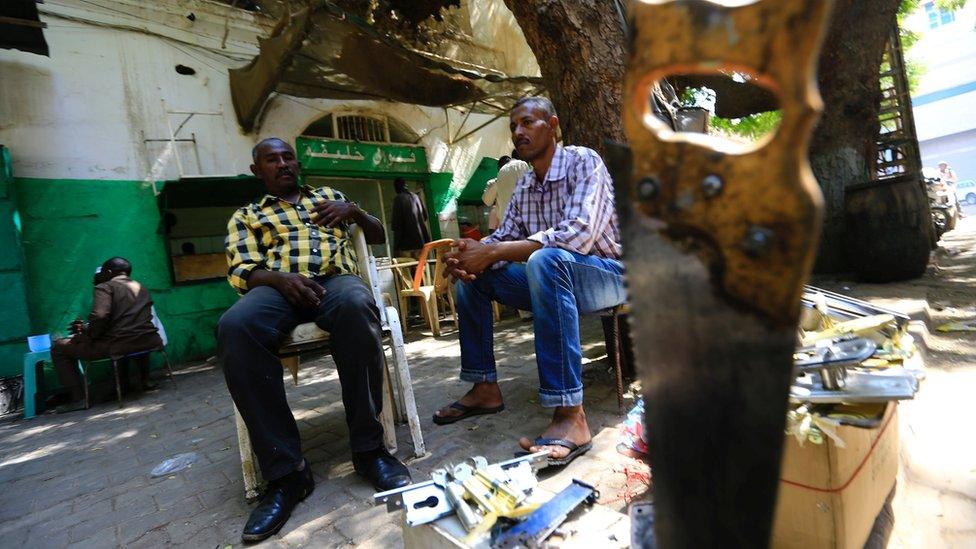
left=229, top=1, right=541, bottom=131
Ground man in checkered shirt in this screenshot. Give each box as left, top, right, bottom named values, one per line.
left=218, top=138, right=411, bottom=543
left=434, top=97, right=626, bottom=467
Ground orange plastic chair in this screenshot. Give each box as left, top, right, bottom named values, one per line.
left=394, top=239, right=457, bottom=336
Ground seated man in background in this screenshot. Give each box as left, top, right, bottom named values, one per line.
left=218, top=137, right=411, bottom=543
left=50, top=257, right=163, bottom=411
left=434, top=97, right=626, bottom=467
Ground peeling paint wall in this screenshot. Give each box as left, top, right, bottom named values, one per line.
left=1, top=0, right=524, bottom=185
left=0, top=0, right=535, bottom=376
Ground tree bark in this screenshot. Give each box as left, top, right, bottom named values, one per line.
left=502, top=0, right=627, bottom=153
left=809, top=0, right=902, bottom=272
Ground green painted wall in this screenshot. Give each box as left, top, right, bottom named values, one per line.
left=0, top=147, right=32, bottom=378
left=11, top=178, right=238, bottom=380
left=458, top=157, right=499, bottom=203
left=6, top=141, right=449, bottom=382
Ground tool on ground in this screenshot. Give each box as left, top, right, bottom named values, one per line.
left=398, top=479, right=455, bottom=527
left=615, top=0, right=835, bottom=546
left=794, top=288, right=923, bottom=403
left=372, top=451, right=547, bottom=531
left=802, top=286, right=910, bottom=326
left=794, top=336, right=877, bottom=390
left=491, top=479, right=599, bottom=549
left=452, top=460, right=542, bottom=542
left=433, top=469, right=482, bottom=531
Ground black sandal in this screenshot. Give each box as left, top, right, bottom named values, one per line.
left=432, top=401, right=505, bottom=425
left=516, top=438, right=593, bottom=467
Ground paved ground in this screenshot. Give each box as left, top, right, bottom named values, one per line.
left=815, top=205, right=976, bottom=548
left=0, top=316, right=644, bottom=548
left=4, top=211, right=976, bottom=548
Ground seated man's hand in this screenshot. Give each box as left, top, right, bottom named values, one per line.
left=443, top=239, right=495, bottom=282
left=272, top=272, right=325, bottom=309
left=69, top=320, right=85, bottom=335
left=311, top=200, right=358, bottom=228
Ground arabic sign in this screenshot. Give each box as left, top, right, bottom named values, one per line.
left=297, top=137, right=429, bottom=175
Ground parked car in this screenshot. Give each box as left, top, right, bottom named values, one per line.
left=956, top=179, right=976, bottom=206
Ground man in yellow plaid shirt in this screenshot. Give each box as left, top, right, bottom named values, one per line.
left=218, top=137, right=411, bottom=543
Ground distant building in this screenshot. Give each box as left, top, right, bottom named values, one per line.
left=907, top=1, right=976, bottom=178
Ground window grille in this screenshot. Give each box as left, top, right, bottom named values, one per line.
left=332, top=114, right=391, bottom=143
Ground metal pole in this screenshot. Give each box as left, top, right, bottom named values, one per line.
left=377, top=180, right=392, bottom=259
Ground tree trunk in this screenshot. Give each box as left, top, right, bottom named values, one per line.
left=809, top=0, right=902, bottom=272
left=509, top=1, right=913, bottom=274
left=502, top=0, right=627, bottom=153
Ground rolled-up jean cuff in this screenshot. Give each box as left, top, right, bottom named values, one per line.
left=460, top=369, right=497, bottom=383
left=538, top=388, right=583, bottom=408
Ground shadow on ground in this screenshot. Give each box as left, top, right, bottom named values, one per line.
left=0, top=316, right=644, bottom=547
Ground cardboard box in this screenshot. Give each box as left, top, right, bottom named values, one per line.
left=772, top=403, right=898, bottom=549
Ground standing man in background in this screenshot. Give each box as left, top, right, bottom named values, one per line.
left=938, top=161, right=958, bottom=185
left=483, top=153, right=531, bottom=232
left=391, top=177, right=430, bottom=258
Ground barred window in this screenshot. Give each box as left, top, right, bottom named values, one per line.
left=303, top=113, right=418, bottom=143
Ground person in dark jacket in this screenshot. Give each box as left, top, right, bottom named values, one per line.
left=50, top=257, right=163, bottom=411
left=390, top=177, right=430, bottom=257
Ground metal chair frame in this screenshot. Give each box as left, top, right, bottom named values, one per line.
left=80, top=348, right=177, bottom=409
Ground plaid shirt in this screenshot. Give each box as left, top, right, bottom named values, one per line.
left=485, top=145, right=621, bottom=260
left=225, top=185, right=359, bottom=294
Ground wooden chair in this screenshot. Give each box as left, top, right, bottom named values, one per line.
left=233, top=225, right=426, bottom=501
left=393, top=239, right=458, bottom=337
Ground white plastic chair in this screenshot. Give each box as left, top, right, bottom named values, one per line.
left=232, top=225, right=425, bottom=500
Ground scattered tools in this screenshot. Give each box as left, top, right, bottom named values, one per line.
left=794, top=336, right=878, bottom=388
left=491, top=480, right=599, bottom=549
left=373, top=452, right=547, bottom=538
left=793, top=288, right=923, bottom=404
left=375, top=452, right=609, bottom=547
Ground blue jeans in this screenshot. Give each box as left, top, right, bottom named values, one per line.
left=456, top=248, right=626, bottom=407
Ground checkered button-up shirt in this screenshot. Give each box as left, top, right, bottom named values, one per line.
left=225, top=185, right=359, bottom=294
left=485, top=145, right=621, bottom=260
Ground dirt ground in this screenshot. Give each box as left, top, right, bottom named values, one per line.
left=815, top=202, right=976, bottom=548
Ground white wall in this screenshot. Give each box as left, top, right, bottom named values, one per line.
left=905, top=2, right=976, bottom=96
left=920, top=128, right=976, bottom=180
left=905, top=2, right=976, bottom=144
left=913, top=89, right=976, bottom=142
left=0, top=0, right=522, bottom=204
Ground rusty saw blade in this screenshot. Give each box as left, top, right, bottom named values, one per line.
left=614, top=0, right=834, bottom=546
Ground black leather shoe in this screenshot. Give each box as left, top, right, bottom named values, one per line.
left=241, top=461, right=314, bottom=543
left=352, top=448, right=412, bottom=491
